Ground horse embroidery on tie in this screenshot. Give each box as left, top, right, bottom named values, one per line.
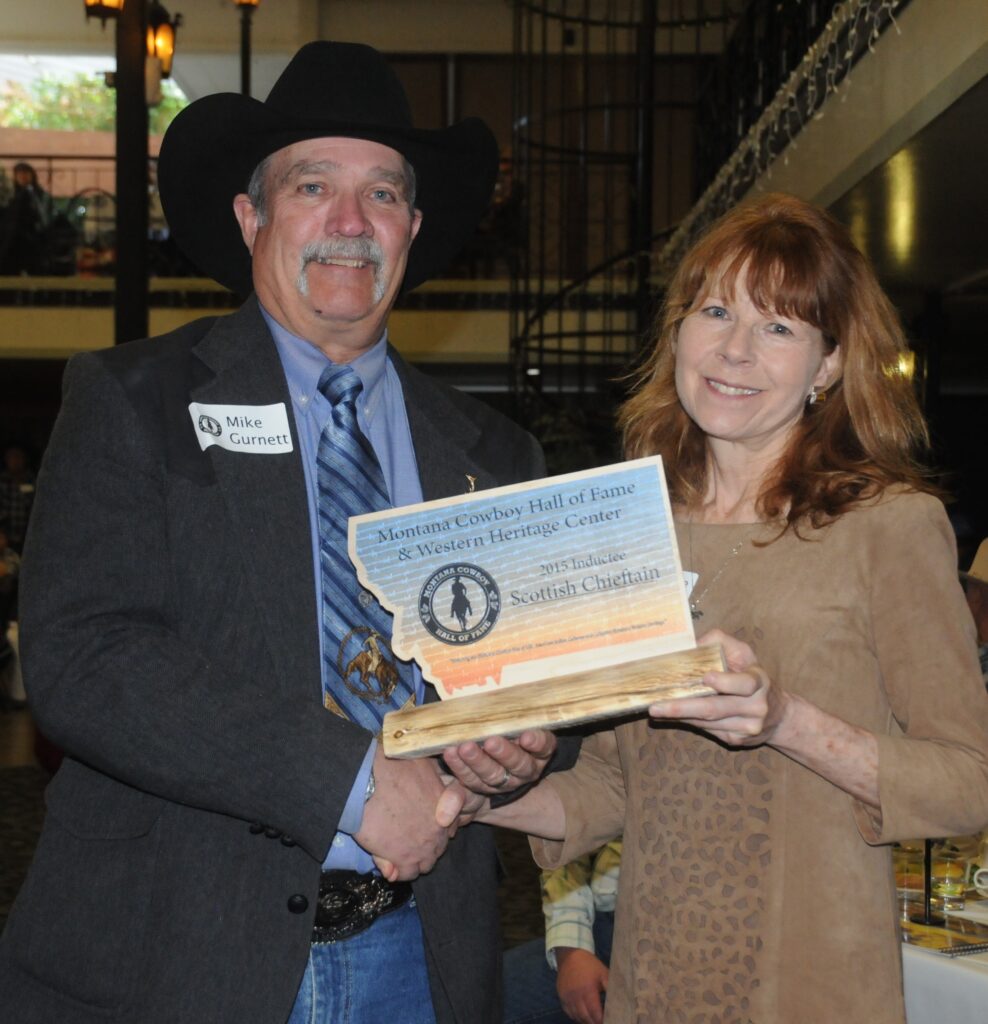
left=337, top=627, right=400, bottom=704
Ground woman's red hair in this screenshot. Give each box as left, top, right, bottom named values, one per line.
left=620, top=193, right=935, bottom=529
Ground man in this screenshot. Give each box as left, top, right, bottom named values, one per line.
left=0, top=42, right=570, bottom=1024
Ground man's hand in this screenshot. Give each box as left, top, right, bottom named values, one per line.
left=354, top=747, right=453, bottom=882
left=434, top=774, right=488, bottom=831
left=556, top=947, right=609, bottom=1024
left=434, top=729, right=557, bottom=829
left=442, top=729, right=557, bottom=794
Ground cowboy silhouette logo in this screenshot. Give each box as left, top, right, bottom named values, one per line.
left=450, top=575, right=472, bottom=628
left=336, top=626, right=401, bottom=704
left=419, top=563, right=500, bottom=645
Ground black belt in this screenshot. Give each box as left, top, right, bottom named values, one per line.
left=311, top=870, right=413, bottom=944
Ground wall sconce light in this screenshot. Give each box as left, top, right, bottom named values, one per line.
left=84, top=0, right=126, bottom=27
left=147, top=1, right=181, bottom=79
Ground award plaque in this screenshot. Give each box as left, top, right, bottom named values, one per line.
left=349, top=456, right=723, bottom=757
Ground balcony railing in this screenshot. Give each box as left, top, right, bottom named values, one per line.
left=672, top=0, right=913, bottom=266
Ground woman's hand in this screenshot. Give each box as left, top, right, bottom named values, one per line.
left=647, top=629, right=790, bottom=746
left=650, top=629, right=881, bottom=809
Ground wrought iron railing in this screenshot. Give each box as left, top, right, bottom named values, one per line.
left=671, top=0, right=912, bottom=266
left=509, top=0, right=740, bottom=451
left=510, top=0, right=912, bottom=429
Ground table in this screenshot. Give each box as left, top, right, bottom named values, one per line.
left=902, top=943, right=988, bottom=1023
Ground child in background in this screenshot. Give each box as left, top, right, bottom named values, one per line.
left=503, top=839, right=621, bottom=1024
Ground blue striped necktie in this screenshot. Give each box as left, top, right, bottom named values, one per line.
left=316, top=364, right=415, bottom=731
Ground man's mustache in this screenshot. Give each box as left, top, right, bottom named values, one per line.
left=299, top=238, right=384, bottom=269
left=296, top=238, right=386, bottom=298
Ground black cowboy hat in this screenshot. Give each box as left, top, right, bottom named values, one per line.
left=157, top=41, right=499, bottom=295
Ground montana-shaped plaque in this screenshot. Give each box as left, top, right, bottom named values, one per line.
left=349, top=457, right=723, bottom=757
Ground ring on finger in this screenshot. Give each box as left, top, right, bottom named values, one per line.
left=493, top=767, right=511, bottom=789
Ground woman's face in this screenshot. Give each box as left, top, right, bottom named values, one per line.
left=674, top=274, right=839, bottom=459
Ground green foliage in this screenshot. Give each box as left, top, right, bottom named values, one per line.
left=150, top=82, right=187, bottom=136
left=0, top=72, right=187, bottom=136
left=1, top=74, right=114, bottom=131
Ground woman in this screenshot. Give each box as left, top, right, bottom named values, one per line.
left=447, top=193, right=988, bottom=1023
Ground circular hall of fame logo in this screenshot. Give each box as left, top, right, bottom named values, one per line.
left=198, top=414, right=222, bottom=437
left=418, top=563, right=500, bottom=645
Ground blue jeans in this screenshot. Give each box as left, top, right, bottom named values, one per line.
left=502, top=911, right=614, bottom=1024
left=287, top=897, right=437, bottom=1024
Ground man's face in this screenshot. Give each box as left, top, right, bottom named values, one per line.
left=233, top=137, right=422, bottom=361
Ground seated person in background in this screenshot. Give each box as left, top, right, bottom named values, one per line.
left=961, top=538, right=988, bottom=688
left=503, top=839, right=620, bottom=1024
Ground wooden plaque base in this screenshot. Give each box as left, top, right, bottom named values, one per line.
left=382, top=644, right=725, bottom=759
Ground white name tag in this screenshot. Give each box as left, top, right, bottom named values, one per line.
left=188, top=402, right=293, bottom=455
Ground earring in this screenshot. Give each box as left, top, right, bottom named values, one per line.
left=807, top=386, right=820, bottom=405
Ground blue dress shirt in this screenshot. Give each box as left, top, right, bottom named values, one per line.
left=265, top=306, right=425, bottom=872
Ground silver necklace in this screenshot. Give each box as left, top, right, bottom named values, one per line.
left=688, top=521, right=745, bottom=620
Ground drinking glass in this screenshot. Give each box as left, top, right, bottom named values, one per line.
left=931, top=848, right=966, bottom=911
left=893, top=841, right=924, bottom=894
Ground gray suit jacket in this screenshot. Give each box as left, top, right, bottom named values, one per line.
left=0, top=299, right=554, bottom=1023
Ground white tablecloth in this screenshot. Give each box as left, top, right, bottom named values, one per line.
left=903, top=943, right=988, bottom=1023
